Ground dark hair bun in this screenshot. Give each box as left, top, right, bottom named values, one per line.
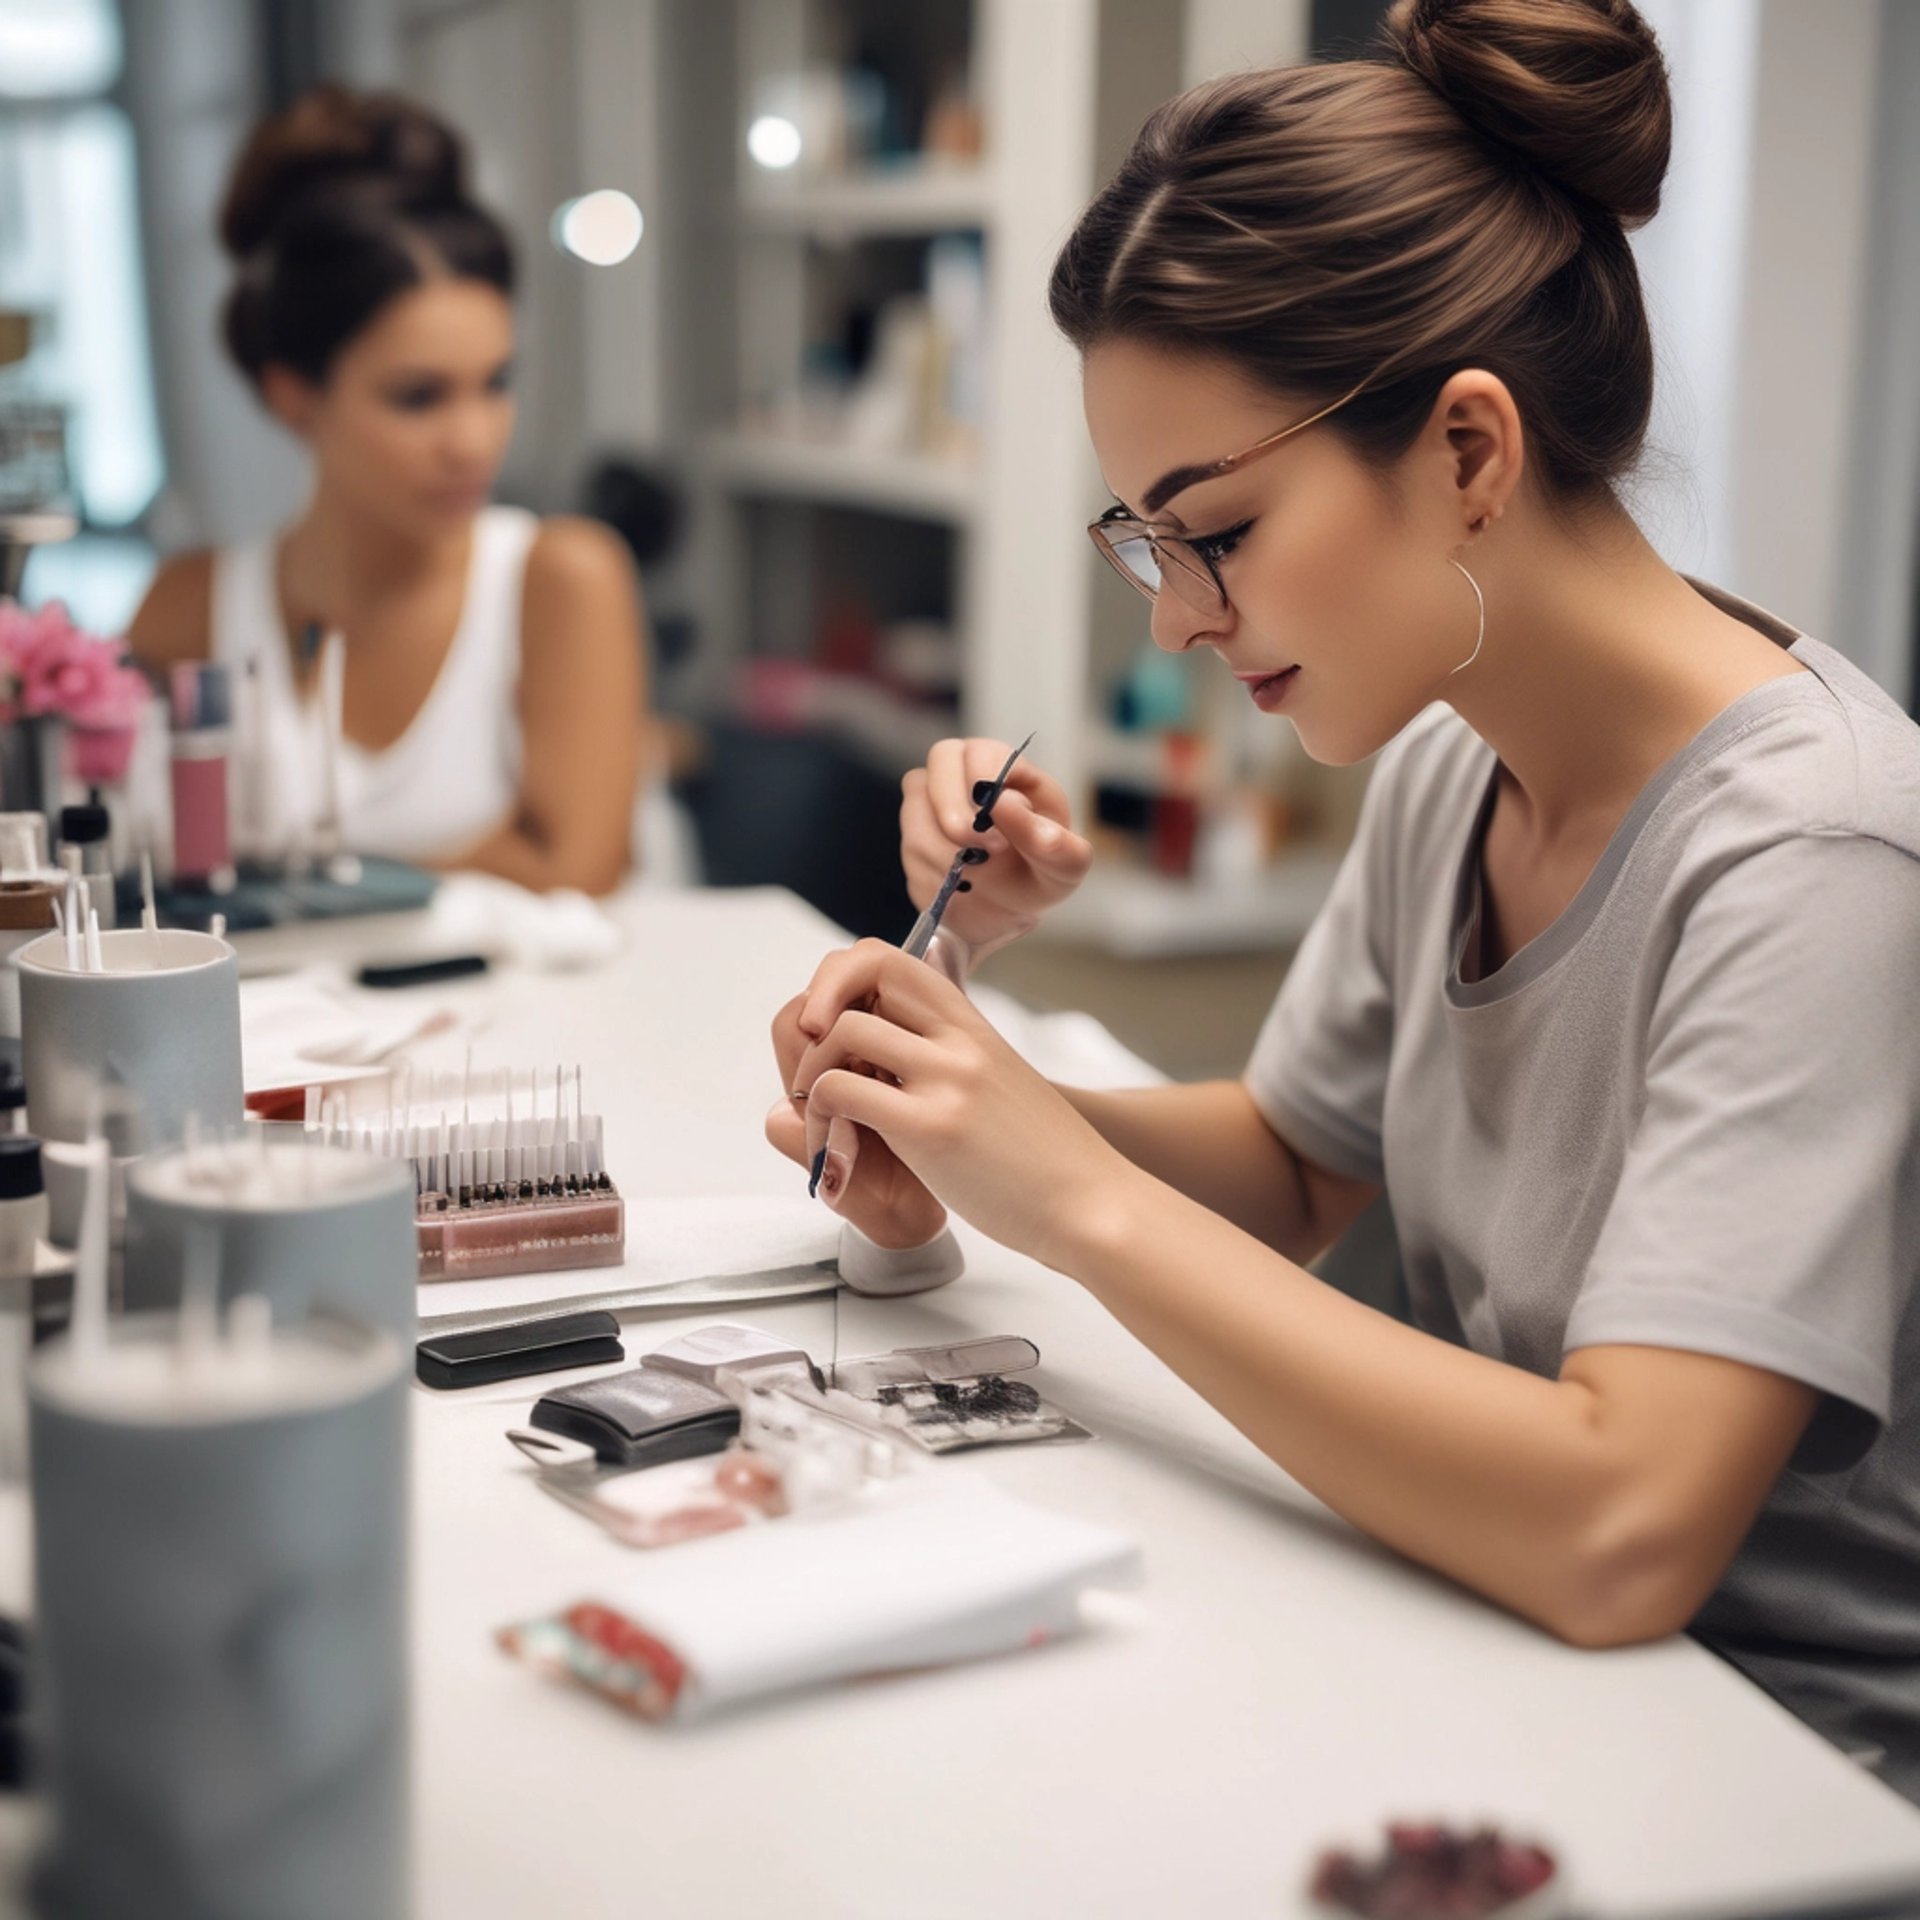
left=218, top=84, right=512, bottom=387
left=1382, top=0, right=1671, bottom=228
left=220, top=84, right=470, bottom=259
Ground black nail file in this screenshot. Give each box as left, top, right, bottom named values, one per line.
left=415, top=1309, right=625, bottom=1390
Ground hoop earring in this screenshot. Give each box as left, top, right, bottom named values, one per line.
left=1446, top=557, right=1485, bottom=677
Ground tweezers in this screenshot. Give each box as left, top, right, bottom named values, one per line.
left=416, top=1259, right=841, bottom=1339
left=901, top=731, right=1034, bottom=960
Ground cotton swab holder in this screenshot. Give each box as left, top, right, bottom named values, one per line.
left=125, top=1138, right=417, bottom=1340
left=27, top=1305, right=408, bottom=1920
left=17, top=926, right=243, bottom=1245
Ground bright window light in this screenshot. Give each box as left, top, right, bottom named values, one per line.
left=0, top=0, right=121, bottom=100
left=551, top=189, right=644, bottom=266
left=747, top=115, right=802, bottom=171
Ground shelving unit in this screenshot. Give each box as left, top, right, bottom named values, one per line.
left=740, top=160, right=994, bottom=238
left=1041, top=854, right=1346, bottom=961
left=698, top=429, right=977, bottom=527
left=551, top=0, right=1349, bottom=949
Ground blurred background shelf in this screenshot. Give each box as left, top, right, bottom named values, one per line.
left=699, top=430, right=978, bottom=526
left=27, top=0, right=1906, bottom=983
left=1035, top=853, right=1345, bottom=960
left=741, top=162, right=994, bottom=237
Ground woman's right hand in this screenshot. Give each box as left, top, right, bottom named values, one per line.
left=901, top=738, right=1094, bottom=965
left=766, top=990, right=947, bottom=1250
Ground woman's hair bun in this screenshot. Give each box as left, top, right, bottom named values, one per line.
left=219, top=83, right=472, bottom=259
left=1381, top=0, right=1671, bottom=228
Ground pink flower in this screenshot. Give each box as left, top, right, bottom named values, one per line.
left=0, top=597, right=152, bottom=735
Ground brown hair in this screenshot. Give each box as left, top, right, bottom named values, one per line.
left=1048, top=0, right=1672, bottom=503
left=220, top=84, right=514, bottom=387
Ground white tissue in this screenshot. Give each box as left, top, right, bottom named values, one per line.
left=570, top=1471, right=1140, bottom=1719
left=428, top=875, right=623, bottom=972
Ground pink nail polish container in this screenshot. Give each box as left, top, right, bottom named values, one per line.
left=168, top=663, right=236, bottom=894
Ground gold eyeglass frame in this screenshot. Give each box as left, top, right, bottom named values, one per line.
left=1088, top=378, right=1371, bottom=614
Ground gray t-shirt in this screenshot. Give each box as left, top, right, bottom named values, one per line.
left=1244, top=581, right=1920, bottom=1800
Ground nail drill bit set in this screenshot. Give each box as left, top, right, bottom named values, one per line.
left=303, top=1064, right=623, bottom=1282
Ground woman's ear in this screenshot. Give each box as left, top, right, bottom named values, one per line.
left=258, top=364, right=320, bottom=439
left=1431, top=368, right=1524, bottom=537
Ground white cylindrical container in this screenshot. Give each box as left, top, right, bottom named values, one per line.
left=28, top=1306, right=408, bottom=1920
left=126, top=1139, right=417, bottom=1341
left=17, top=926, right=243, bottom=1245
left=0, top=877, right=59, bottom=1046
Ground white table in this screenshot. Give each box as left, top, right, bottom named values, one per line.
left=14, top=886, right=1920, bottom=1918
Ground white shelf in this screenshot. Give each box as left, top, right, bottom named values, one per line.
left=741, top=164, right=994, bottom=238
left=700, top=430, right=979, bottom=526
left=1034, top=851, right=1344, bottom=959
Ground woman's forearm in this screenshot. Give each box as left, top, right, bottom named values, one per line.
left=1048, top=1161, right=1677, bottom=1645
left=1057, top=1080, right=1344, bottom=1262
left=432, top=814, right=628, bottom=897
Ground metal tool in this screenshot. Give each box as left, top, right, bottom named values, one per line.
left=416, top=1258, right=841, bottom=1339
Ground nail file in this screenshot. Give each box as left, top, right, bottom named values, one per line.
left=415, top=1260, right=842, bottom=1340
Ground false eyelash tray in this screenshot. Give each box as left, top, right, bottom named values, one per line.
left=521, top=1325, right=1090, bottom=1486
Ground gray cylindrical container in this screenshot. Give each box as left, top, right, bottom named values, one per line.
left=17, top=926, right=243, bottom=1244
left=126, top=1140, right=418, bottom=1340
left=28, top=1309, right=409, bottom=1920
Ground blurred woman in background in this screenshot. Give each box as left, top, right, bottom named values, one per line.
left=131, top=85, right=643, bottom=894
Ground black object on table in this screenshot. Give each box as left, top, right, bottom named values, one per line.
left=416, top=1310, right=625, bottom=1391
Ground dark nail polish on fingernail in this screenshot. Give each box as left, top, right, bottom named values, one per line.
left=972, top=779, right=995, bottom=804
left=956, top=880, right=972, bottom=892
left=959, top=847, right=989, bottom=865
left=972, top=810, right=994, bottom=833
left=808, top=1147, right=826, bottom=1199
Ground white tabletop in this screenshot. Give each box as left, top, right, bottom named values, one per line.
left=376, top=887, right=1920, bottom=1920
left=11, top=886, right=1920, bottom=1918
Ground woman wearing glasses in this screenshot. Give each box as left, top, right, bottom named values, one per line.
left=770, top=0, right=1920, bottom=1796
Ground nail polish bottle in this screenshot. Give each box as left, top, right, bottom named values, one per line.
left=169, top=663, right=236, bottom=894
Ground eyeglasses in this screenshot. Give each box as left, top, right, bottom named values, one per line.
left=1087, top=378, right=1368, bottom=615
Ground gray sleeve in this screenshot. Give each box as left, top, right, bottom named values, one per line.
left=1242, top=757, right=1400, bottom=1185
left=1565, top=834, right=1920, bottom=1472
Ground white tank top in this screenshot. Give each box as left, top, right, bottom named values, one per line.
left=209, top=505, right=538, bottom=865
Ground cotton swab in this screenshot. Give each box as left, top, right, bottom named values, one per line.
left=177, top=1215, right=221, bottom=1372
left=140, top=850, right=161, bottom=967
left=227, top=1293, right=272, bottom=1371
left=67, top=1131, right=111, bottom=1364
left=84, top=907, right=104, bottom=974
left=63, top=876, right=82, bottom=970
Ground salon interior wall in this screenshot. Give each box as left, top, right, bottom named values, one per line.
left=110, top=0, right=1917, bottom=712
left=1631, top=0, right=1915, bottom=706
left=119, top=0, right=695, bottom=548
left=119, top=0, right=309, bottom=550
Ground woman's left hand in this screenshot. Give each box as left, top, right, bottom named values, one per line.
left=791, top=939, right=1128, bottom=1269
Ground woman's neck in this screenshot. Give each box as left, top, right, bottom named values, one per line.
left=280, top=488, right=472, bottom=622
left=1440, top=504, right=1803, bottom=848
